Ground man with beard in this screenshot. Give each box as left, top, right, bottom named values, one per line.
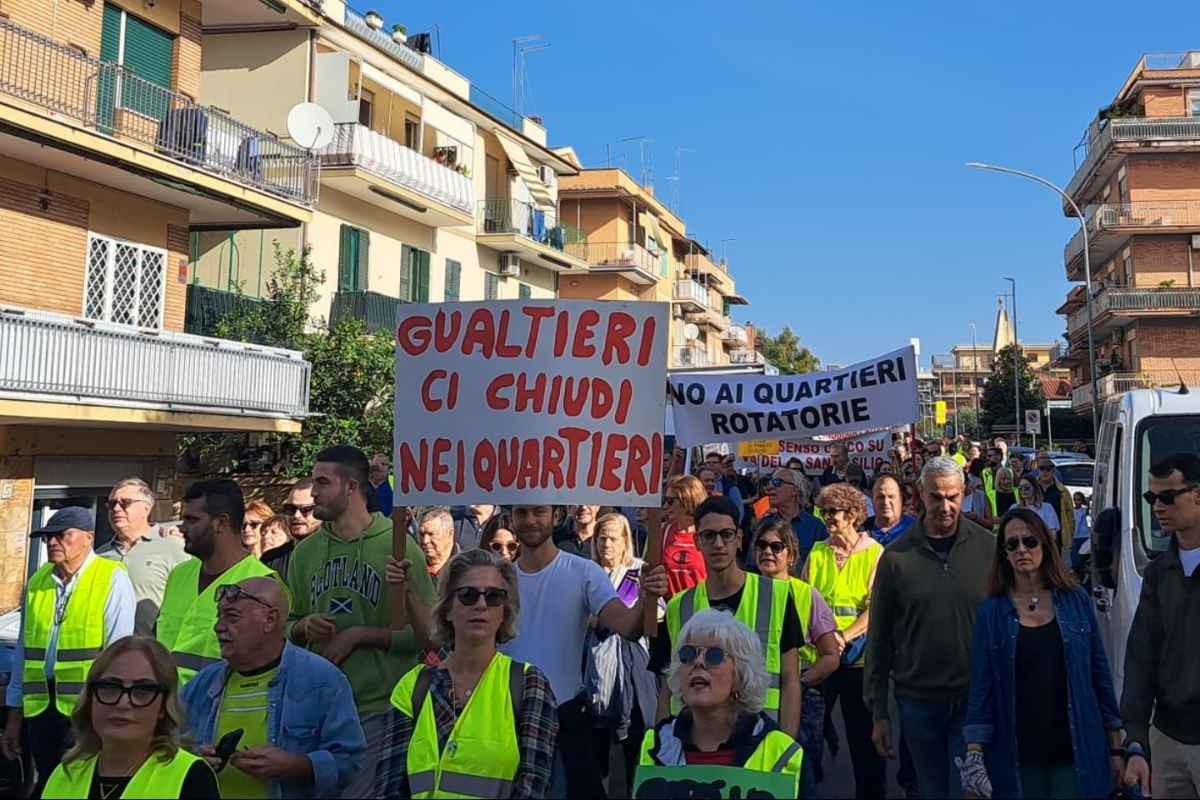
left=286, top=445, right=434, bottom=799
left=156, top=479, right=276, bottom=686
left=499, top=504, right=668, bottom=798
left=262, top=478, right=323, bottom=579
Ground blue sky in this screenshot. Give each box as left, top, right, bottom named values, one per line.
left=378, top=0, right=1193, bottom=367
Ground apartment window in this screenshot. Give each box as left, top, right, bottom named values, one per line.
left=404, top=115, right=420, bottom=150
left=1118, top=166, right=1129, bottom=205
left=99, top=4, right=174, bottom=122
left=359, top=89, right=374, bottom=128
left=400, top=245, right=430, bottom=303
left=84, top=233, right=166, bottom=328
left=484, top=272, right=499, bottom=300
left=444, top=259, right=462, bottom=301
left=518, top=283, right=532, bottom=299
left=1189, top=89, right=1200, bottom=117
left=1123, top=250, right=1134, bottom=286
left=337, top=225, right=370, bottom=292
left=659, top=249, right=669, bottom=277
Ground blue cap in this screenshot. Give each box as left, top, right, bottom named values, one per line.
left=32, top=506, right=95, bottom=537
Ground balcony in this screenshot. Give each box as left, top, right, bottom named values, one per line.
left=1068, top=116, right=1200, bottom=204
left=723, top=323, right=749, bottom=346
left=684, top=252, right=729, bottom=286
left=343, top=9, right=425, bottom=72
left=1072, top=369, right=1200, bottom=409
left=1066, top=286, right=1200, bottom=336
left=476, top=199, right=589, bottom=273
left=730, top=349, right=766, bottom=365
left=0, top=306, right=310, bottom=430
left=672, top=346, right=710, bottom=368
left=0, top=18, right=317, bottom=220
left=1064, top=202, right=1200, bottom=279
left=329, top=290, right=403, bottom=334
left=685, top=308, right=729, bottom=332
left=562, top=241, right=661, bottom=284
left=673, top=279, right=710, bottom=311
left=184, top=285, right=266, bottom=337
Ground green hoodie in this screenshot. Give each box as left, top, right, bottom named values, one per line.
left=286, top=512, right=434, bottom=714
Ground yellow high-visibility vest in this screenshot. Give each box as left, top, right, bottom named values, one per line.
left=156, top=554, right=275, bottom=684
left=786, top=578, right=816, bottom=669
left=22, top=557, right=126, bottom=718
left=43, top=749, right=208, bottom=799
left=390, top=652, right=526, bottom=799
left=636, top=719, right=804, bottom=795
left=982, top=467, right=998, bottom=517
left=664, top=573, right=788, bottom=718
left=806, top=540, right=880, bottom=665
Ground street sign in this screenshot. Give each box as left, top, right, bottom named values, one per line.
left=1025, top=409, right=1042, bottom=434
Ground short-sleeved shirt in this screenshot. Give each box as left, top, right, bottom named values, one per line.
left=1031, top=502, right=1061, bottom=533
left=661, top=526, right=707, bottom=597
left=648, top=578, right=804, bottom=674
left=96, top=528, right=190, bottom=636
left=499, top=550, right=618, bottom=706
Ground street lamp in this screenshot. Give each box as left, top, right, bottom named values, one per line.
left=1004, top=276, right=1021, bottom=446
left=965, top=162, right=1101, bottom=442
left=969, top=322, right=979, bottom=413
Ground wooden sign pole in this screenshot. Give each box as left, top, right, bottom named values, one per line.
left=390, top=505, right=409, bottom=632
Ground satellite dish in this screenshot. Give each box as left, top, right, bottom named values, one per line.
left=683, top=323, right=700, bottom=341
left=287, top=103, right=335, bottom=150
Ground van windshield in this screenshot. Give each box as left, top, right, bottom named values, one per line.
left=1136, top=415, right=1200, bottom=566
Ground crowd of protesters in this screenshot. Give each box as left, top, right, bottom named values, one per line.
left=2, top=436, right=1199, bottom=800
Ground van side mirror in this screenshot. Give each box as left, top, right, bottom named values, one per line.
left=1092, top=507, right=1120, bottom=590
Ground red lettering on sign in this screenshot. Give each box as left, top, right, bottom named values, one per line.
left=462, top=308, right=497, bottom=358
left=397, top=315, right=433, bottom=356
left=494, top=310, right=522, bottom=357
left=637, top=317, right=657, bottom=367
left=522, top=306, right=554, bottom=357
left=541, top=436, right=566, bottom=489
left=485, top=374, right=514, bottom=411
left=431, top=438, right=452, bottom=493
left=602, top=312, right=635, bottom=365
left=559, top=426, right=590, bottom=489
left=571, top=309, right=600, bottom=358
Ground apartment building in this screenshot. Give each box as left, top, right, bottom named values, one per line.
left=1058, top=52, right=1200, bottom=412
left=0, top=0, right=316, bottom=603
left=557, top=167, right=754, bottom=370
left=188, top=1, right=586, bottom=335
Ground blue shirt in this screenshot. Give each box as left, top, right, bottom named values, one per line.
left=183, top=641, right=366, bottom=799
left=790, top=512, right=828, bottom=573
left=371, top=478, right=394, bottom=514
left=870, top=514, right=917, bottom=547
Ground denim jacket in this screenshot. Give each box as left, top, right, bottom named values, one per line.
left=963, top=586, right=1122, bottom=799
left=182, top=642, right=366, bottom=799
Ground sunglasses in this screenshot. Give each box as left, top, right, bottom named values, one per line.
left=489, top=541, right=518, bottom=554
left=697, top=528, right=738, bottom=544
left=90, top=679, right=166, bottom=708
left=663, top=495, right=681, bottom=506
left=242, top=519, right=263, bottom=530
left=769, top=478, right=795, bottom=488
left=821, top=507, right=850, bottom=517
left=283, top=503, right=316, bottom=516
left=1143, top=486, right=1198, bottom=506
left=678, top=645, right=728, bottom=668
left=106, top=498, right=146, bottom=510
left=454, top=586, right=508, bottom=607
left=216, top=583, right=273, bottom=610
left=755, top=540, right=786, bottom=554
left=1004, top=536, right=1041, bottom=553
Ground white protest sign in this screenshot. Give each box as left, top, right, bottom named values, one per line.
left=392, top=300, right=669, bottom=506
left=670, top=346, right=919, bottom=446
left=739, top=430, right=894, bottom=476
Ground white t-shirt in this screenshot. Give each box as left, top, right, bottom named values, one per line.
left=500, top=549, right=618, bottom=705
left=1179, top=545, right=1200, bottom=578
left=1031, top=502, right=1060, bottom=533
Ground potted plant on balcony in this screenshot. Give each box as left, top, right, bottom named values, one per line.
left=455, top=164, right=471, bottom=177
left=364, top=10, right=384, bottom=29
left=391, top=23, right=408, bottom=44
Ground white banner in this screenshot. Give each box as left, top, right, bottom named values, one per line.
left=670, top=346, right=919, bottom=446
left=392, top=300, right=669, bottom=506
left=737, top=431, right=894, bottom=477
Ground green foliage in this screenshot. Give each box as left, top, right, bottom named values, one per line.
left=949, top=406, right=985, bottom=440
left=980, top=344, right=1045, bottom=438
left=759, top=326, right=820, bottom=375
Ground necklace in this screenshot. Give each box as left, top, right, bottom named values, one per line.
left=98, top=753, right=143, bottom=800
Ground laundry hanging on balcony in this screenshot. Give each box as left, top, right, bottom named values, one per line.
left=495, top=131, right=555, bottom=210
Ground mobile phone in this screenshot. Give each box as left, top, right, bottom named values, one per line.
left=215, top=729, right=244, bottom=771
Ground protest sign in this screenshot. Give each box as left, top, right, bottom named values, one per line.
left=738, top=439, right=780, bottom=458
left=742, top=430, right=894, bottom=476
left=392, top=300, right=669, bottom=506
left=633, top=765, right=796, bottom=799
left=669, top=346, right=919, bottom=446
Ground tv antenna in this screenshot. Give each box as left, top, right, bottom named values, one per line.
left=512, top=35, right=549, bottom=117
left=621, top=136, right=654, bottom=186
left=667, top=146, right=697, bottom=211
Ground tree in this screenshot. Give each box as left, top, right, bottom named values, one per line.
left=759, top=326, right=820, bottom=374
left=180, top=245, right=396, bottom=478
left=980, top=344, right=1045, bottom=440
left=949, top=407, right=985, bottom=441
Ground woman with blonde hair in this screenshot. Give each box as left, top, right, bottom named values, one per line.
left=377, top=549, right=559, bottom=798
left=42, top=636, right=218, bottom=799
left=660, top=474, right=708, bottom=597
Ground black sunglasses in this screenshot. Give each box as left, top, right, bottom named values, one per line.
left=1004, top=536, right=1041, bottom=553
left=678, top=645, right=728, bottom=668
left=283, top=503, right=316, bottom=515
left=1143, top=486, right=1198, bottom=506
left=769, top=478, right=795, bottom=488
left=697, top=528, right=738, bottom=544
left=216, top=583, right=273, bottom=610
left=489, top=541, right=518, bottom=554
left=755, top=540, right=786, bottom=554
left=90, top=680, right=166, bottom=708
left=106, top=498, right=146, bottom=510
left=454, top=586, right=508, bottom=607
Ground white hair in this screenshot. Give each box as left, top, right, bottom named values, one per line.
left=920, top=456, right=965, bottom=489
left=773, top=467, right=813, bottom=503
left=110, top=477, right=156, bottom=510
left=419, top=506, right=454, bottom=531
left=666, top=608, right=769, bottom=715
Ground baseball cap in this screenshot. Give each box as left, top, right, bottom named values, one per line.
left=32, top=507, right=95, bottom=537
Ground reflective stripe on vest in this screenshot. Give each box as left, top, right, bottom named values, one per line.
left=22, top=558, right=125, bottom=718
left=665, top=574, right=787, bottom=718
left=392, top=653, right=523, bottom=799
left=638, top=723, right=804, bottom=794
left=806, top=541, right=880, bottom=665
left=156, top=555, right=276, bottom=686
left=42, top=749, right=206, bottom=799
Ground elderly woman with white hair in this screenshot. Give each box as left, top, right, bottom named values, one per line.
left=636, top=608, right=804, bottom=793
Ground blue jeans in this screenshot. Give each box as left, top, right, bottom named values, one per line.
left=896, top=697, right=966, bottom=800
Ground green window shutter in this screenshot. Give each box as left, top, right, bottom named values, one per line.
left=484, top=273, right=498, bottom=300
left=100, top=5, right=122, bottom=63
left=399, top=245, right=412, bottom=301
left=416, top=250, right=431, bottom=303
left=722, top=298, right=731, bottom=316
left=519, top=283, right=531, bottom=299
left=337, top=225, right=356, bottom=292
left=97, top=5, right=122, bottom=132
left=355, top=229, right=370, bottom=291
left=121, top=12, right=174, bottom=120
left=445, top=259, right=461, bottom=301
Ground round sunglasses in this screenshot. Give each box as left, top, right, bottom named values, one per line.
left=678, top=644, right=728, bottom=668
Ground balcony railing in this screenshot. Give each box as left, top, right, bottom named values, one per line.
left=723, top=323, right=749, bottom=345
left=730, top=349, right=766, bottom=365
left=184, top=285, right=266, bottom=337
left=1065, top=201, right=1200, bottom=267
left=329, top=290, right=403, bottom=334
left=673, top=279, right=709, bottom=306
left=685, top=252, right=729, bottom=274
left=1071, top=116, right=1200, bottom=196
left=321, top=123, right=473, bottom=213
left=477, top=198, right=568, bottom=251
left=672, top=346, right=710, bottom=368
left=1073, top=369, right=1200, bottom=407
left=1066, top=287, right=1200, bottom=332
left=0, top=306, right=310, bottom=418
left=563, top=241, right=661, bottom=276
left=1140, top=51, right=1200, bottom=70
left=0, top=18, right=318, bottom=205
left=469, top=85, right=524, bottom=131
left=686, top=308, right=729, bottom=332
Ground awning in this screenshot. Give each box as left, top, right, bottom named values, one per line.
left=421, top=99, right=474, bottom=147
left=361, top=61, right=423, bottom=109
left=727, top=293, right=750, bottom=305
left=639, top=211, right=660, bottom=248
left=495, top=131, right=555, bottom=210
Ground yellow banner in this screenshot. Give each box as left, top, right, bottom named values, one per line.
left=935, top=401, right=947, bottom=425
left=739, top=439, right=780, bottom=457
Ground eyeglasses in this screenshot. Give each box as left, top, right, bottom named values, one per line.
left=489, top=541, right=518, bottom=555
left=283, top=503, right=316, bottom=516
left=242, top=519, right=263, bottom=531
left=678, top=645, right=728, bottom=668
left=453, top=586, right=508, bottom=607
left=769, top=478, right=795, bottom=488
left=754, top=540, right=786, bottom=555
left=216, top=583, right=273, bottom=610
left=90, top=680, right=166, bottom=708
left=821, top=507, right=850, bottom=517
left=1004, top=536, right=1041, bottom=553
left=1143, top=486, right=1198, bottom=506
left=106, top=498, right=147, bottom=510
left=697, top=528, right=738, bottom=544
left=663, top=495, right=681, bottom=506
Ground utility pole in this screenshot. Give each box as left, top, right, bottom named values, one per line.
left=1005, top=277, right=1021, bottom=447
left=970, top=322, right=979, bottom=413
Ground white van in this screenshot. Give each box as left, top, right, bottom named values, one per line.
left=1090, top=387, right=1200, bottom=696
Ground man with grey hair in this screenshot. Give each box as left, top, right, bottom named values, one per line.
left=755, top=467, right=826, bottom=573
left=97, top=476, right=189, bottom=634
left=864, top=456, right=993, bottom=799
left=415, top=507, right=457, bottom=579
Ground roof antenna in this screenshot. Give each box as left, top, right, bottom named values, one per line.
left=1170, top=357, right=1190, bottom=395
